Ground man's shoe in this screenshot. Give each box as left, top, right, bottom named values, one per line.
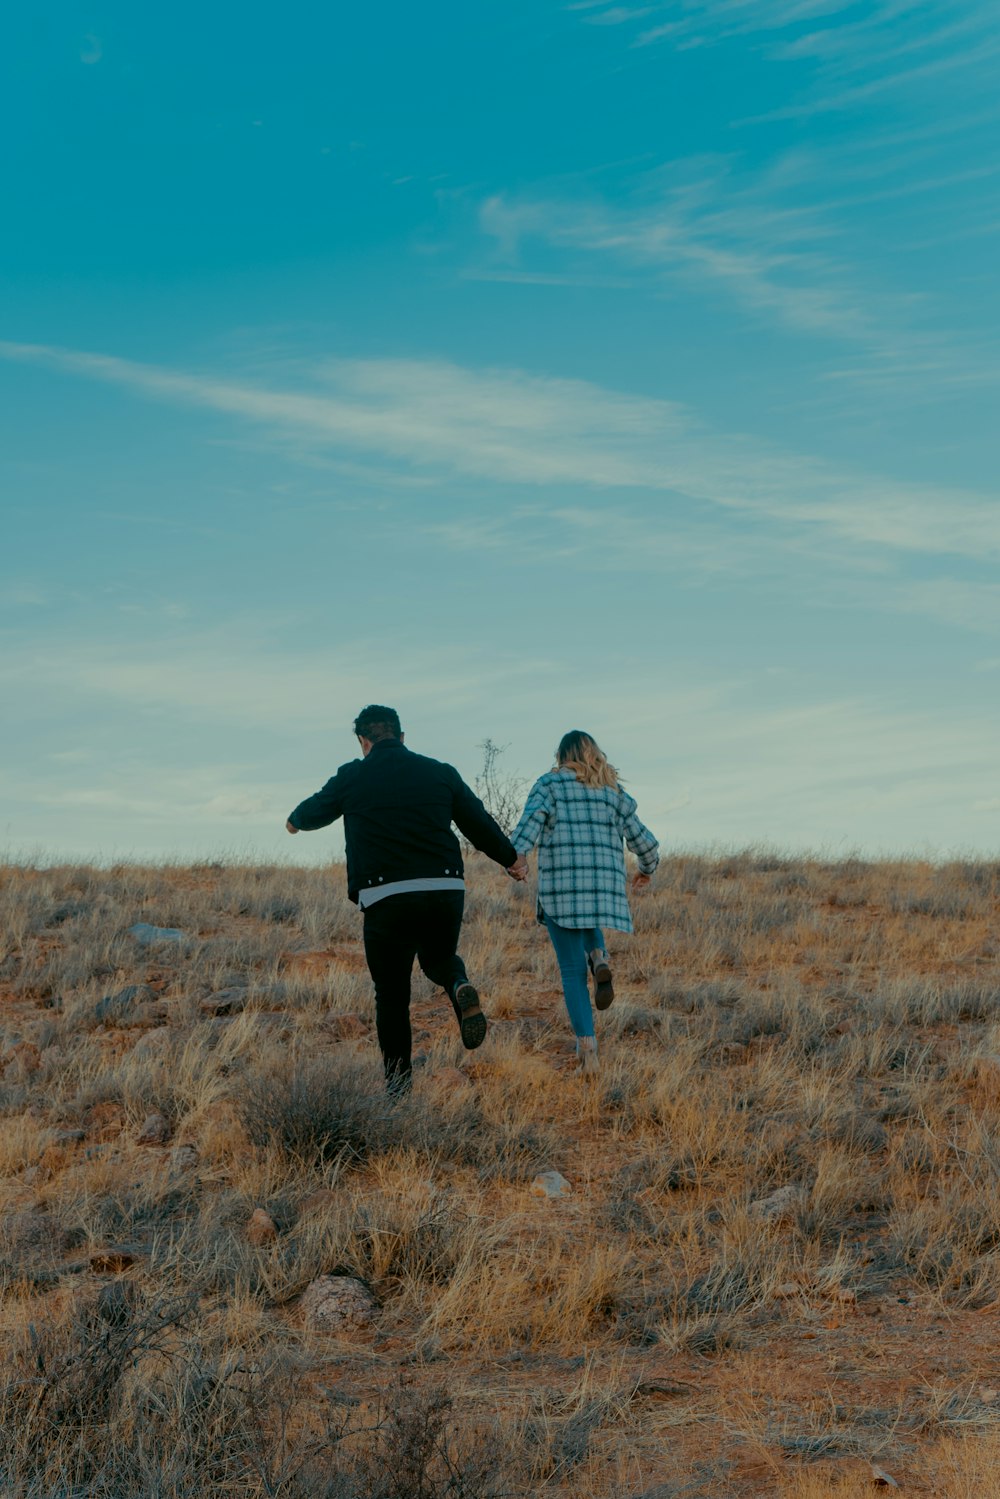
left=454, top=983, right=488, bottom=1050
left=589, top=950, right=614, bottom=1010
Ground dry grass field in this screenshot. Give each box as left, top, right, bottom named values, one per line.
left=2, top=851, right=1000, bottom=1496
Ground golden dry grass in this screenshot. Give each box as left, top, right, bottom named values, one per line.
left=0, top=850, right=999, bottom=1495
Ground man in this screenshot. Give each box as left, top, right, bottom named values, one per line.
left=286, top=705, right=528, bottom=1091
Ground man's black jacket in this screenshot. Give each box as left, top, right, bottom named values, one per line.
left=287, top=737, right=518, bottom=904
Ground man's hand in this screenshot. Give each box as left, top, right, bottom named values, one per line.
left=506, top=855, right=528, bottom=882
left=286, top=819, right=299, bottom=835
left=631, top=871, right=651, bottom=890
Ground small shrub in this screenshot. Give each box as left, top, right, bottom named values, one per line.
left=234, top=1052, right=396, bottom=1166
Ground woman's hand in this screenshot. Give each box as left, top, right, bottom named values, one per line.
left=506, top=855, right=529, bottom=882
left=631, top=871, right=651, bottom=890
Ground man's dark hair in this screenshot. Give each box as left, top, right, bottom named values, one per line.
left=353, top=704, right=402, bottom=742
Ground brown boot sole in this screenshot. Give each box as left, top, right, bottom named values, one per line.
left=592, top=961, right=614, bottom=1011
left=455, top=983, right=488, bottom=1049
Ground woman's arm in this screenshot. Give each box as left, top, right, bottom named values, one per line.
left=623, top=801, right=659, bottom=876
left=510, top=778, right=555, bottom=855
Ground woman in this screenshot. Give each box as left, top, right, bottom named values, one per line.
left=509, top=730, right=659, bottom=1072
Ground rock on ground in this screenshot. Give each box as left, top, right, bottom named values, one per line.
left=246, top=1208, right=278, bottom=1245
left=301, top=1275, right=377, bottom=1334
left=93, top=985, right=159, bottom=1024
left=129, top=923, right=187, bottom=946
left=531, top=1170, right=572, bottom=1199
left=749, top=1184, right=805, bottom=1221
left=200, top=987, right=248, bottom=1017
left=136, top=1112, right=171, bottom=1145
left=132, top=1027, right=172, bottom=1059
left=128, top=1002, right=170, bottom=1028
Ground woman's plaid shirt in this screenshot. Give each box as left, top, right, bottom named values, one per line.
left=511, top=770, right=659, bottom=933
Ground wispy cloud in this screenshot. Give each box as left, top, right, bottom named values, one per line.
left=884, top=578, right=1000, bottom=636
left=740, top=27, right=1000, bottom=124
left=428, top=503, right=1000, bottom=639
left=0, top=338, right=684, bottom=487
left=2, top=582, right=49, bottom=608
left=478, top=179, right=879, bottom=344
left=0, top=621, right=547, bottom=730
left=472, top=120, right=1000, bottom=398
left=3, top=761, right=318, bottom=865
left=459, top=267, right=634, bottom=289
left=1, top=339, right=997, bottom=567
left=627, top=0, right=997, bottom=74
left=587, top=1, right=1000, bottom=144
left=27, top=781, right=275, bottom=824
left=581, top=5, right=653, bottom=23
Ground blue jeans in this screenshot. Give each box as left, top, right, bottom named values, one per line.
left=543, top=915, right=605, bottom=1041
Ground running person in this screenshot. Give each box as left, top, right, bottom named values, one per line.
left=287, top=705, right=526, bottom=1091
left=510, top=730, right=659, bottom=1072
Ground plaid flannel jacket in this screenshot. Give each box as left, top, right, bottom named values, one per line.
left=510, top=770, right=659, bottom=933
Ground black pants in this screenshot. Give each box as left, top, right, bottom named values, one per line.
left=362, top=891, right=468, bottom=1086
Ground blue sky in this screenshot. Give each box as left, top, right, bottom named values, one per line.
left=2, top=1, right=998, bottom=862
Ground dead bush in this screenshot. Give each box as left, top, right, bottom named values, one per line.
left=233, top=1052, right=395, bottom=1166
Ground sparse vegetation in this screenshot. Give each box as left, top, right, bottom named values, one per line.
left=1, top=851, right=1000, bottom=1493
left=472, top=738, right=528, bottom=837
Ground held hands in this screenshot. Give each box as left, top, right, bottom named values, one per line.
left=506, top=855, right=529, bottom=882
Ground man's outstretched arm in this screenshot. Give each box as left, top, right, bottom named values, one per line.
left=286, top=771, right=348, bottom=834
left=450, top=774, right=525, bottom=877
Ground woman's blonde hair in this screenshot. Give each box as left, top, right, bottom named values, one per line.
left=555, top=730, right=621, bottom=790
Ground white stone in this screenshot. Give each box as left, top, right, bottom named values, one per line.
left=531, top=1170, right=572, bottom=1199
